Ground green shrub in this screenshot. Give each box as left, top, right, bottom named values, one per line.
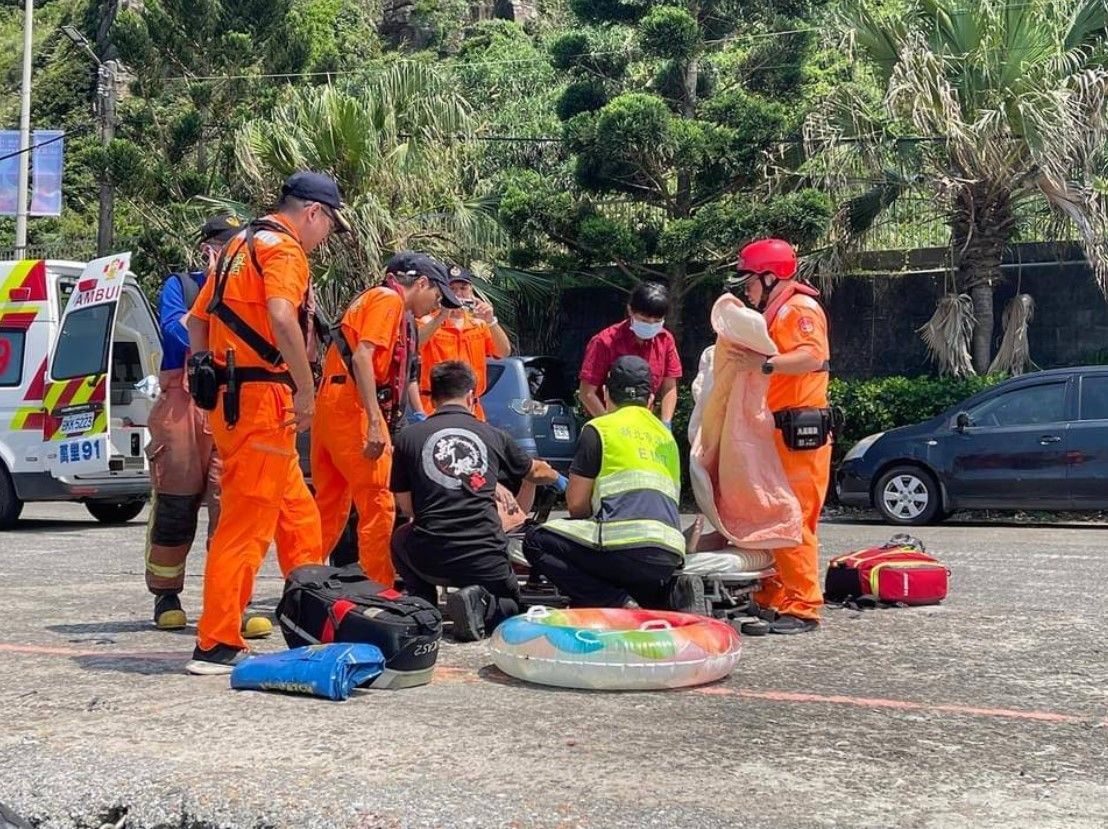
left=829, top=374, right=1004, bottom=447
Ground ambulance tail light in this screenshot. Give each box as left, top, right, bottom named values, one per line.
left=7, top=287, right=31, bottom=302
left=77, top=279, right=97, bottom=292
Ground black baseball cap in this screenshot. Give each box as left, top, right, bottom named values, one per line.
left=606, top=355, right=653, bottom=404
left=446, top=263, right=473, bottom=284
left=385, top=251, right=463, bottom=309
left=198, top=214, right=246, bottom=245
left=280, top=171, right=351, bottom=233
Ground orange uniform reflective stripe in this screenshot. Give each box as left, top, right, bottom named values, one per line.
left=190, top=214, right=310, bottom=370
left=322, top=286, right=404, bottom=385
left=418, top=315, right=495, bottom=419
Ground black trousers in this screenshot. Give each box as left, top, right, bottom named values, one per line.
left=522, top=525, right=682, bottom=608
left=390, top=524, right=521, bottom=626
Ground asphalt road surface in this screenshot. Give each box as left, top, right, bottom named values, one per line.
left=1, top=504, right=1105, bottom=828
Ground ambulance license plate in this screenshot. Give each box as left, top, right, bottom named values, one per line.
left=60, top=411, right=95, bottom=435
left=553, top=424, right=571, bottom=441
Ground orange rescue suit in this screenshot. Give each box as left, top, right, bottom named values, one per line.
left=754, top=291, right=832, bottom=621
left=418, top=314, right=497, bottom=421
left=312, top=286, right=404, bottom=585
left=190, top=214, right=323, bottom=652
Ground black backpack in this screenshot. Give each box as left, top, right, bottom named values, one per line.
left=276, top=564, right=442, bottom=689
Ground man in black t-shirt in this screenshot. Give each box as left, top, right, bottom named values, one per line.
left=390, top=361, right=563, bottom=640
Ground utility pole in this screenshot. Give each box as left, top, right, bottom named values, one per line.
left=14, top=0, right=34, bottom=257
left=62, top=25, right=120, bottom=256
left=96, top=61, right=118, bottom=255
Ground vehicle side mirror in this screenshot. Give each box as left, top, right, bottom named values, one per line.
left=955, top=411, right=972, bottom=432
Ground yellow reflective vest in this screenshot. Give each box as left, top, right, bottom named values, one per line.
left=543, top=404, right=685, bottom=556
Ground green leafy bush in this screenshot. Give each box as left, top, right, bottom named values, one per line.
left=829, top=374, right=1004, bottom=446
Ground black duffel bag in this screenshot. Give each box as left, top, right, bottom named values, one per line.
left=276, top=564, right=442, bottom=689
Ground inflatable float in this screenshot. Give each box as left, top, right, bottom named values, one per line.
left=490, top=607, right=742, bottom=691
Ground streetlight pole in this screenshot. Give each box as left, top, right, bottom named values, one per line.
left=14, top=0, right=34, bottom=257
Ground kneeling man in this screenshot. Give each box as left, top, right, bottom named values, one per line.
left=523, top=356, right=704, bottom=612
left=390, top=361, right=561, bottom=640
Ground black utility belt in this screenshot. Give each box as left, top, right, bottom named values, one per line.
left=187, top=350, right=294, bottom=425
left=773, top=407, right=834, bottom=451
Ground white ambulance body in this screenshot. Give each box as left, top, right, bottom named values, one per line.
left=0, top=254, right=161, bottom=527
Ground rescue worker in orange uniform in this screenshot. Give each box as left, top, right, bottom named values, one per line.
left=312, top=252, right=461, bottom=585
left=184, top=171, right=349, bottom=674
left=416, top=265, right=511, bottom=421
left=724, top=238, right=832, bottom=635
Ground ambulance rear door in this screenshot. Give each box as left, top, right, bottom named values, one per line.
left=43, top=254, right=131, bottom=476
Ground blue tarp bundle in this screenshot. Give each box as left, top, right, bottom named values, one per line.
left=230, top=644, right=385, bottom=701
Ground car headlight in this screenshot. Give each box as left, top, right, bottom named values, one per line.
left=842, top=432, right=884, bottom=463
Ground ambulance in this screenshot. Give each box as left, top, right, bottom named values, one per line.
left=0, top=253, right=161, bottom=528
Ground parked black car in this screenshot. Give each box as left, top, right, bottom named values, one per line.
left=836, top=366, right=1108, bottom=525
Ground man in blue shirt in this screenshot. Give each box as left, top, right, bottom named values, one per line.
left=144, top=215, right=269, bottom=638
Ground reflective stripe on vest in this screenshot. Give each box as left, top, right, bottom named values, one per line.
left=544, top=405, right=684, bottom=557
left=543, top=517, right=688, bottom=556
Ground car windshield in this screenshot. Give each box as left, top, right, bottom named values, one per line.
left=968, top=382, right=1066, bottom=427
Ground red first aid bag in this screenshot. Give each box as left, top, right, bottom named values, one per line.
left=824, top=534, right=949, bottom=606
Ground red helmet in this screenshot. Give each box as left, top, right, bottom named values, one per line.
left=737, top=238, right=797, bottom=279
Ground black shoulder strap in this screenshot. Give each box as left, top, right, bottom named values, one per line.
left=206, top=219, right=294, bottom=368
left=317, top=290, right=372, bottom=383
left=174, top=273, right=200, bottom=311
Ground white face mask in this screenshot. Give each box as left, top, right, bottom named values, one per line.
left=630, top=318, right=665, bottom=340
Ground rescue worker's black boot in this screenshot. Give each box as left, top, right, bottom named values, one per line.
left=154, top=593, right=187, bottom=630
left=446, top=585, right=492, bottom=642
left=666, top=574, right=708, bottom=616
left=769, top=614, right=819, bottom=635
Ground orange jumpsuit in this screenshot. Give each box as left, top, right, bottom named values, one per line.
left=754, top=293, right=832, bottom=621
left=312, top=286, right=404, bottom=585
left=190, top=215, right=323, bottom=652
left=418, top=314, right=496, bottom=421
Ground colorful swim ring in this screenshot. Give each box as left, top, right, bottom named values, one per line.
left=490, top=607, right=742, bottom=691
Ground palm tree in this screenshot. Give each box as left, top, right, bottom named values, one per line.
left=810, top=0, right=1108, bottom=374
left=232, top=63, right=508, bottom=311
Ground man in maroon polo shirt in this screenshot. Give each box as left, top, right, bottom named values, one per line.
left=578, top=282, right=682, bottom=429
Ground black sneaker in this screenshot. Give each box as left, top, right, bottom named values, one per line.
left=446, top=585, right=490, bottom=642
left=667, top=574, right=708, bottom=616
left=154, top=594, right=187, bottom=630
left=185, top=644, right=250, bottom=675
left=769, top=614, right=819, bottom=635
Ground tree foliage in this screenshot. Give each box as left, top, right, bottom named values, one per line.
left=498, top=0, right=834, bottom=341
left=811, top=0, right=1108, bottom=373
left=234, top=62, right=506, bottom=311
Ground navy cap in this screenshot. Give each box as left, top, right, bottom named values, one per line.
left=386, top=251, right=463, bottom=309
left=607, top=355, right=653, bottom=404
left=446, top=263, right=473, bottom=284
left=280, top=171, right=351, bottom=233
left=198, top=214, right=246, bottom=245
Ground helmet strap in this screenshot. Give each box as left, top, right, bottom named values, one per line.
left=752, top=274, right=776, bottom=313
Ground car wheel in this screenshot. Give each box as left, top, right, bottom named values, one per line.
left=874, top=466, right=942, bottom=525
left=0, top=465, right=24, bottom=529
left=86, top=500, right=146, bottom=525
